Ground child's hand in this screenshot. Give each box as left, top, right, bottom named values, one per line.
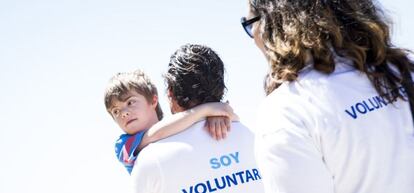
left=205, top=116, right=231, bottom=140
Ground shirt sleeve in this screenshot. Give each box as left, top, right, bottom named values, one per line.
left=255, top=96, right=335, bottom=193
left=130, top=148, right=164, bottom=193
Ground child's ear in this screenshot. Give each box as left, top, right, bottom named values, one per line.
left=151, top=95, right=158, bottom=108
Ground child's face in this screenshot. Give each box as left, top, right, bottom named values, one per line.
left=109, top=91, right=157, bottom=134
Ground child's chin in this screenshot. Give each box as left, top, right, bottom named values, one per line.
left=125, top=127, right=142, bottom=135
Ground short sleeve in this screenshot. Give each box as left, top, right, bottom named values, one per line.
left=114, top=131, right=146, bottom=174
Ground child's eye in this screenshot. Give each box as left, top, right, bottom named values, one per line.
left=128, top=100, right=136, bottom=106
left=112, top=109, right=120, bottom=116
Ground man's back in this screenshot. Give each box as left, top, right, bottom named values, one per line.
left=131, top=121, right=264, bottom=193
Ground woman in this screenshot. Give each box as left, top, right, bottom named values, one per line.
left=241, top=0, right=414, bottom=192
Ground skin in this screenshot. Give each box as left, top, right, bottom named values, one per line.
left=109, top=90, right=159, bottom=135
left=167, top=89, right=186, bottom=115
left=109, top=89, right=238, bottom=153
left=167, top=89, right=235, bottom=140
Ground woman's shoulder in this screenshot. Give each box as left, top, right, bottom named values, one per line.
left=259, top=82, right=321, bottom=123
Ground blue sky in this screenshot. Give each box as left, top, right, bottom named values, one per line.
left=0, top=0, right=412, bottom=193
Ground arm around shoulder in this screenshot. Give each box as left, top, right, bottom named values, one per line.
left=139, top=102, right=236, bottom=148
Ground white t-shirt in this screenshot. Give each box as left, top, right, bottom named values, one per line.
left=255, top=57, right=414, bottom=193
left=131, top=121, right=264, bottom=193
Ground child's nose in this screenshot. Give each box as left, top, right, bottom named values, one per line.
left=121, top=109, right=130, bottom=118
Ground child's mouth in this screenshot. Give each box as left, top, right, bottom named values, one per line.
left=126, top=118, right=137, bottom=126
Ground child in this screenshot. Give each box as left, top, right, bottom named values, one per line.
left=104, top=70, right=237, bottom=174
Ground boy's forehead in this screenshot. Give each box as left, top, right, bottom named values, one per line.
left=111, top=90, right=145, bottom=103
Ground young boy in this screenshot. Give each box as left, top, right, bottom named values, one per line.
left=104, top=69, right=236, bottom=174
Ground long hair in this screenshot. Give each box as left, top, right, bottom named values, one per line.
left=250, top=0, right=414, bottom=103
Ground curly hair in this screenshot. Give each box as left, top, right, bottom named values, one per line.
left=104, top=70, right=163, bottom=120
left=250, top=0, right=414, bottom=101
left=164, top=44, right=226, bottom=110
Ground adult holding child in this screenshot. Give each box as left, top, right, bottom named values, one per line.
left=131, top=44, right=264, bottom=193
left=241, top=0, right=414, bottom=192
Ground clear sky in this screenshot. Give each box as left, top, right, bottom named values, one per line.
left=0, top=0, right=412, bottom=193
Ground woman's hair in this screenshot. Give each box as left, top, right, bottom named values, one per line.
left=250, top=0, right=414, bottom=102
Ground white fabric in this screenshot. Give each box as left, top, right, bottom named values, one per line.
left=131, top=121, right=264, bottom=193
left=255, top=58, right=414, bottom=193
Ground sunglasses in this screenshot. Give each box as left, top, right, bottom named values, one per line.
left=241, top=16, right=261, bottom=38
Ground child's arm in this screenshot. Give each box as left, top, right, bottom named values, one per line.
left=138, top=102, right=237, bottom=150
